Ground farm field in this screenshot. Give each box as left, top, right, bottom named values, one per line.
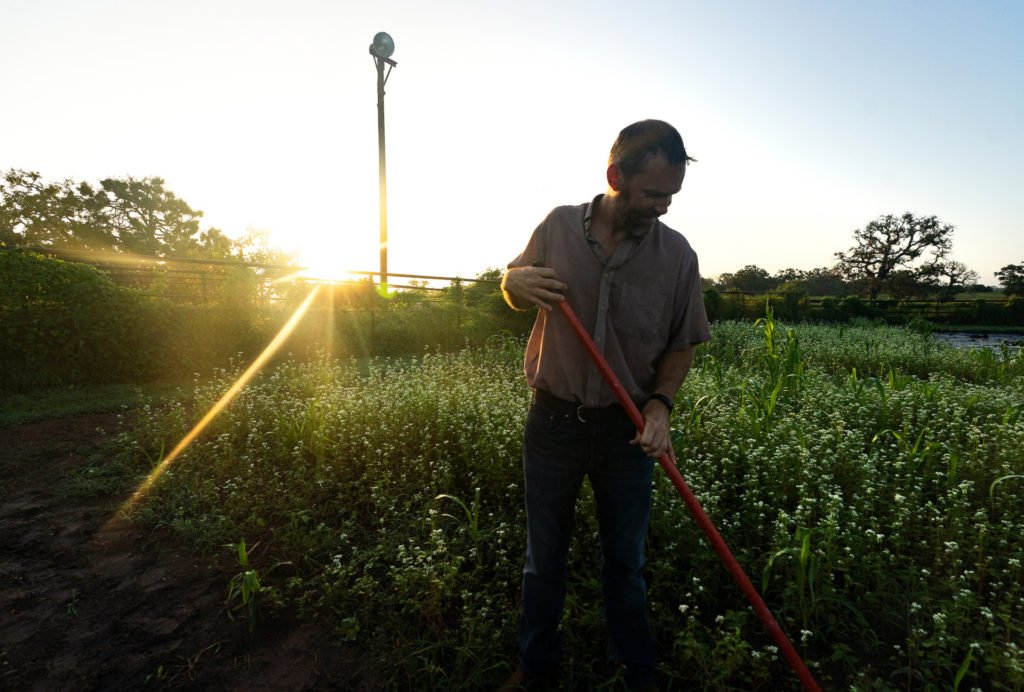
left=3, top=317, right=1023, bottom=690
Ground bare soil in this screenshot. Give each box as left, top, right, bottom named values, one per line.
left=0, top=413, right=375, bottom=691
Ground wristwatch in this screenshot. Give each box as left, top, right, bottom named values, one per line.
left=648, top=393, right=674, bottom=414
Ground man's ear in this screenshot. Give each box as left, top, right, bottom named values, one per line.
left=607, top=164, right=624, bottom=191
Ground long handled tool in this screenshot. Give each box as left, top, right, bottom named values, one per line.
left=556, top=299, right=821, bottom=692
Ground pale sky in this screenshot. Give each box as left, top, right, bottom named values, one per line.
left=3, top=0, right=1022, bottom=284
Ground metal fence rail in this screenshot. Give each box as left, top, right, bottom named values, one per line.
left=6, top=246, right=499, bottom=305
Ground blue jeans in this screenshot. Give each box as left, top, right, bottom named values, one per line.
left=517, top=399, right=656, bottom=686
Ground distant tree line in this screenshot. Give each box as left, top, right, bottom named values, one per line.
left=707, top=212, right=1022, bottom=299
left=4, top=172, right=1021, bottom=300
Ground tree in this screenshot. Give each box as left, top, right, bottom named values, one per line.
left=97, top=176, right=204, bottom=256
left=804, top=266, right=847, bottom=296
left=719, top=264, right=774, bottom=293
left=935, top=260, right=979, bottom=298
left=194, top=227, right=235, bottom=259
left=997, top=263, right=1024, bottom=296
left=0, top=170, right=114, bottom=250
left=1, top=170, right=273, bottom=262
left=834, top=212, right=954, bottom=298
left=773, top=267, right=805, bottom=284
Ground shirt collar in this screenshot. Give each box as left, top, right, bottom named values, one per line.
left=583, top=194, right=656, bottom=239
left=582, top=195, right=600, bottom=236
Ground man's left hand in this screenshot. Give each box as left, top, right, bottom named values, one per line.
left=632, top=399, right=672, bottom=458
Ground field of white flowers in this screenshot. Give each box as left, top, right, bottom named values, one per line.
left=116, top=317, right=1024, bottom=690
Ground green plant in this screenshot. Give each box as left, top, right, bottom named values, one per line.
left=225, top=540, right=264, bottom=631
left=103, top=322, right=1023, bottom=689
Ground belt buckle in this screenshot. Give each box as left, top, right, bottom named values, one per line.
left=576, top=404, right=588, bottom=423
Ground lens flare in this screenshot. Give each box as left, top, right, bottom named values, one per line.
left=114, top=284, right=322, bottom=518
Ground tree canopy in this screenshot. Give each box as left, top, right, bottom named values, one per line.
left=717, top=264, right=774, bottom=293
left=997, top=263, right=1024, bottom=296
left=834, top=212, right=955, bottom=298
left=0, top=169, right=255, bottom=260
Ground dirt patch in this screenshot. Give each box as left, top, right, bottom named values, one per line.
left=0, top=414, right=375, bottom=690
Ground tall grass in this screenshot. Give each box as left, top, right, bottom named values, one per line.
left=111, top=321, right=1024, bottom=689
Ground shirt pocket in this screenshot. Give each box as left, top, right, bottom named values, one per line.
left=612, top=282, right=668, bottom=344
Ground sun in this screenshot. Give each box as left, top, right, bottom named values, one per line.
left=294, top=255, right=366, bottom=284
left=277, top=231, right=376, bottom=285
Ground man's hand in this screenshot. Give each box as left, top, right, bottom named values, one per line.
left=501, top=266, right=567, bottom=311
left=632, top=398, right=672, bottom=458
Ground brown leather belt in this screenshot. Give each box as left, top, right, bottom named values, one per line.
left=532, top=388, right=630, bottom=424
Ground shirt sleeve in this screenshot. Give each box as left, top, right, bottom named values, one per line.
left=507, top=211, right=555, bottom=269
left=666, top=253, right=711, bottom=352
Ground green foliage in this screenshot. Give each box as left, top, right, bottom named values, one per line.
left=702, top=287, right=722, bottom=322
left=0, top=252, right=532, bottom=391
left=225, top=539, right=284, bottom=631
left=718, top=264, right=774, bottom=293
left=0, top=169, right=229, bottom=258
left=105, top=320, right=1024, bottom=689
left=0, top=249, right=280, bottom=390
left=1, top=249, right=141, bottom=388
left=997, top=263, right=1024, bottom=296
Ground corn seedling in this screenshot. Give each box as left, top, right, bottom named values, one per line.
left=225, top=539, right=262, bottom=630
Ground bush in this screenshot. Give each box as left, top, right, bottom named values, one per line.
left=703, top=288, right=722, bottom=322
left=0, top=250, right=270, bottom=390
left=1, top=250, right=137, bottom=389
left=0, top=250, right=536, bottom=391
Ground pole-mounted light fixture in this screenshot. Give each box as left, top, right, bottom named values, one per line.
left=370, top=31, right=395, bottom=62
left=370, top=32, right=396, bottom=290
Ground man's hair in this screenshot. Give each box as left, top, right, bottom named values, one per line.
left=608, top=119, right=695, bottom=177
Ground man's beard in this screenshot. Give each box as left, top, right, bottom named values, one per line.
left=614, top=191, right=657, bottom=236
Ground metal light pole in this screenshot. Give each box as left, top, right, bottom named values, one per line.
left=369, top=31, right=396, bottom=290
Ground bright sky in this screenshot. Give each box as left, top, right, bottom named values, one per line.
left=3, top=1, right=1022, bottom=284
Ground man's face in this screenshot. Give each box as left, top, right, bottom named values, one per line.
left=612, top=152, right=686, bottom=233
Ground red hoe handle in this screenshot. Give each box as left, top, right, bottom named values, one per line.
left=556, top=299, right=821, bottom=692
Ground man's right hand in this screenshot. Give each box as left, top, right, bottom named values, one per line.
left=501, top=266, right=567, bottom=311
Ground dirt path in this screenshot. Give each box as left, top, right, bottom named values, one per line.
left=0, top=413, right=371, bottom=690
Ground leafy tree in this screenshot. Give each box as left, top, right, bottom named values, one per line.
left=770, top=266, right=852, bottom=298
left=886, top=269, right=932, bottom=299
left=0, top=170, right=114, bottom=250
left=96, top=176, right=204, bottom=256
left=835, top=212, right=954, bottom=298
left=804, top=266, right=847, bottom=296
left=719, top=264, right=774, bottom=293
left=0, top=169, right=244, bottom=260
left=997, top=263, right=1024, bottom=296
left=773, top=267, right=805, bottom=284
left=935, top=260, right=979, bottom=297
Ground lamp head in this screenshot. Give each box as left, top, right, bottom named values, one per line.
left=370, top=32, right=395, bottom=59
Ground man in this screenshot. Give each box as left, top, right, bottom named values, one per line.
left=499, top=120, right=710, bottom=690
